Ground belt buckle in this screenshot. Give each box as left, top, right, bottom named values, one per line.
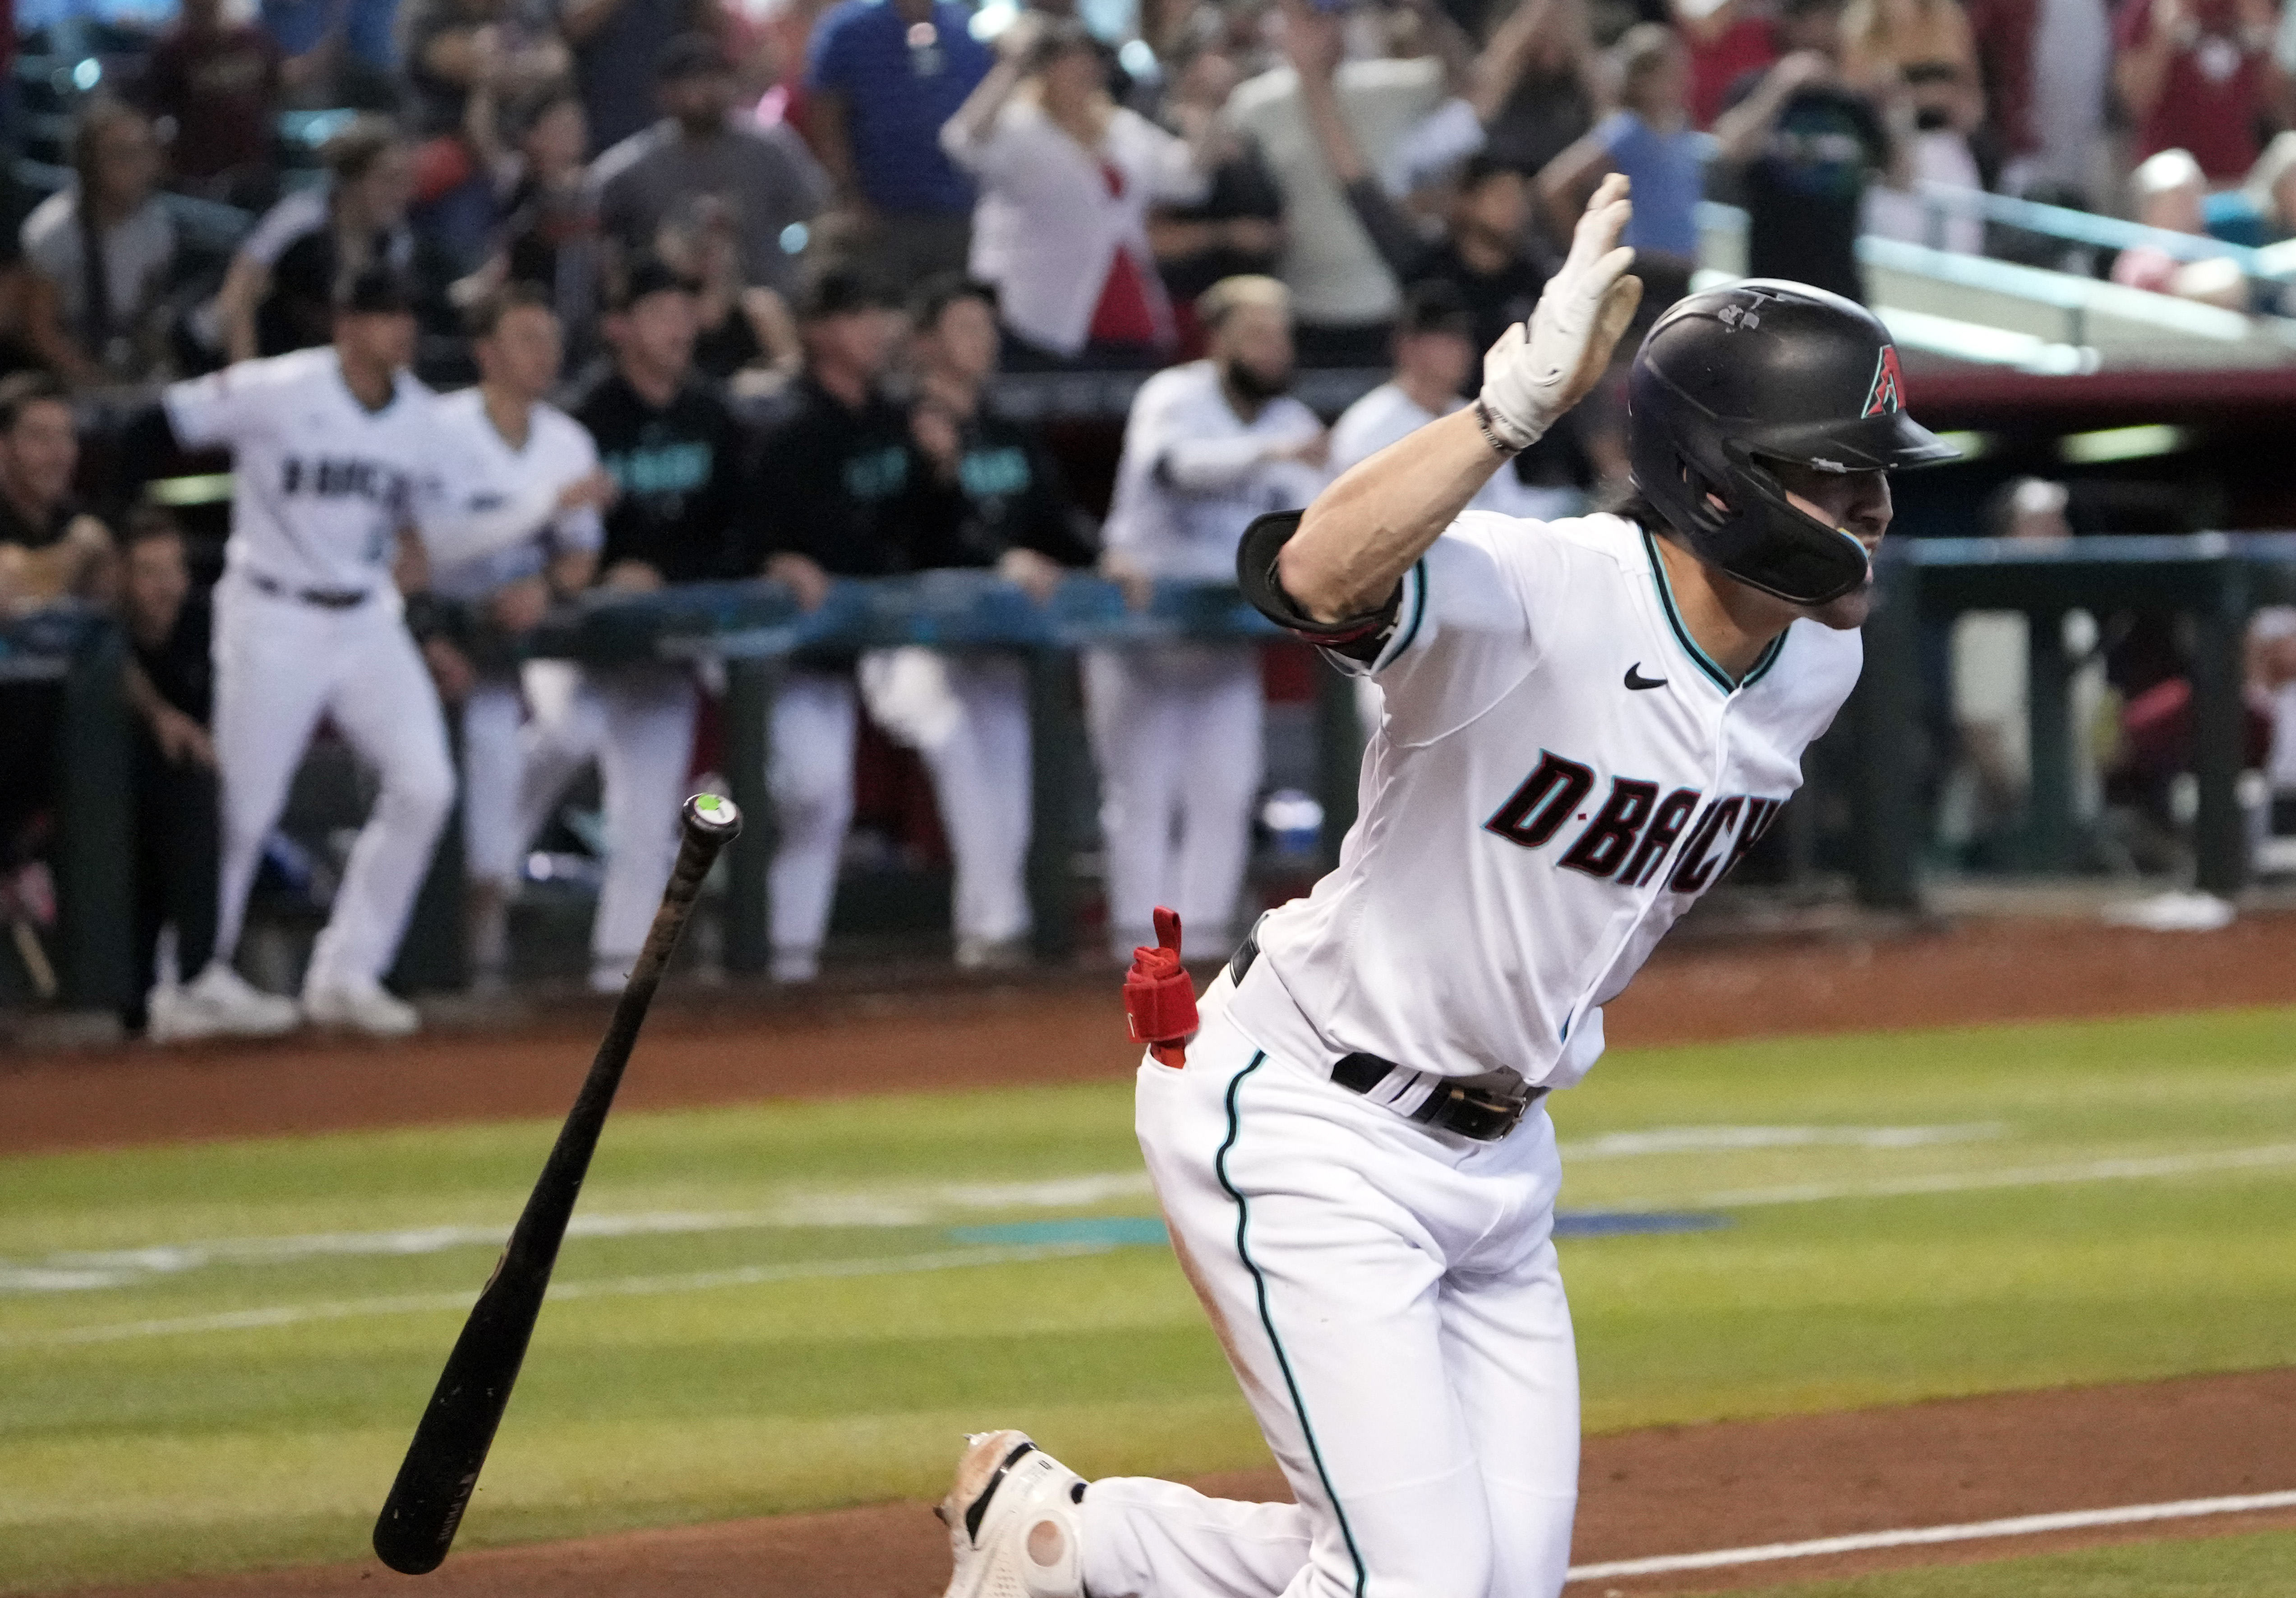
left=1422, top=1076, right=1536, bottom=1141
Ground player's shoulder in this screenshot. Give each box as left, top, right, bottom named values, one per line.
left=530, top=400, right=600, bottom=458
left=228, top=343, right=339, bottom=401
left=1436, top=508, right=1643, bottom=573
left=1133, top=360, right=1219, bottom=415
left=434, top=385, right=487, bottom=422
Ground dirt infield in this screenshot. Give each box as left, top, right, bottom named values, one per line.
left=13, top=913, right=2296, bottom=1594
left=59, top=1369, right=2296, bottom=1598
left=5, top=913, right=2296, bottom=1156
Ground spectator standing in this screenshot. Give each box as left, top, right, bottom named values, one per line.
left=1983, top=0, right=2111, bottom=199
left=1475, top=0, right=1603, bottom=177
left=0, top=373, right=114, bottom=617
left=466, top=87, right=606, bottom=356
left=558, top=0, right=706, bottom=155
left=529, top=257, right=744, bottom=992
left=652, top=199, right=800, bottom=381
left=1089, top=275, right=1325, bottom=955
left=2107, top=147, right=2248, bottom=303
left=158, top=267, right=464, bottom=1039
left=1713, top=0, right=1899, bottom=302
left=419, top=287, right=609, bottom=989
left=208, top=116, right=429, bottom=362
left=941, top=17, right=1210, bottom=368
left=117, top=511, right=222, bottom=1040
left=864, top=276, right=1094, bottom=967
left=399, top=0, right=572, bottom=268
left=1677, top=0, right=1780, bottom=129
left=1537, top=25, right=1710, bottom=277
left=592, top=33, right=831, bottom=301
left=1148, top=35, right=1285, bottom=355
left=1226, top=0, right=1449, bottom=365
left=139, top=0, right=286, bottom=207
left=2115, top=0, right=2281, bottom=183
left=805, top=0, right=993, bottom=284
left=20, top=102, right=177, bottom=386
left=744, top=268, right=910, bottom=983
left=0, top=375, right=113, bottom=927
left=1414, top=157, right=1545, bottom=368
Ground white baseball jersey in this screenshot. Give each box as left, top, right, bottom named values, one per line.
left=1328, top=381, right=1582, bottom=522
left=420, top=388, right=605, bottom=600
left=1227, top=510, right=1861, bottom=1090
left=1102, top=361, right=1328, bottom=580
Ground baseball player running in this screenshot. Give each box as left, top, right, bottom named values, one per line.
left=416, top=286, right=611, bottom=989
left=936, top=176, right=1957, bottom=1598
left=160, top=264, right=530, bottom=1037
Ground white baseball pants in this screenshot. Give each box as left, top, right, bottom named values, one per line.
left=764, top=670, right=860, bottom=977
left=859, top=648, right=1033, bottom=946
left=1085, top=644, right=1263, bottom=956
left=459, top=678, right=527, bottom=887
left=1084, top=974, right=1581, bottom=1598
left=209, top=577, right=455, bottom=986
left=518, top=660, right=698, bottom=970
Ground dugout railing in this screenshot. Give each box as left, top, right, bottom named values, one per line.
left=22, top=531, right=2296, bottom=1007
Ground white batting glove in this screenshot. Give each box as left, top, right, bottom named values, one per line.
left=1477, top=172, right=1644, bottom=453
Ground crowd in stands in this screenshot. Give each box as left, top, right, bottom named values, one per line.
left=5, top=0, right=2296, bottom=1034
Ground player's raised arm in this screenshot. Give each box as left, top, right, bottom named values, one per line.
left=1276, top=174, right=1643, bottom=626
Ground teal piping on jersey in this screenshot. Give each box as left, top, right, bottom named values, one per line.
left=1639, top=527, right=1784, bottom=693
left=1366, top=558, right=1430, bottom=675
left=1216, top=1053, right=1369, bottom=1598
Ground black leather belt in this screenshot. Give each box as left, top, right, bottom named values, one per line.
left=248, top=573, right=371, bottom=610
left=1226, top=925, right=1547, bottom=1143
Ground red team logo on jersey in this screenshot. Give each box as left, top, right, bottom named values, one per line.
left=1862, top=345, right=1906, bottom=417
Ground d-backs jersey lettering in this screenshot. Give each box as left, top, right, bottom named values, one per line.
left=165, top=347, right=445, bottom=595
left=1227, top=511, right=1861, bottom=1091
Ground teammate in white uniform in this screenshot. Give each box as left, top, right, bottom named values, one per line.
left=417, top=286, right=610, bottom=988
left=161, top=265, right=519, bottom=1037
left=1091, top=276, right=1327, bottom=956
left=935, top=179, right=1959, bottom=1598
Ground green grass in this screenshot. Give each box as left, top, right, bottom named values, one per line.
left=4, top=1007, right=2296, bottom=1591
left=1724, top=1529, right=2296, bottom=1595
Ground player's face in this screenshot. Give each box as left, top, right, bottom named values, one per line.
left=806, top=308, right=898, bottom=381
left=338, top=308, right=417, bottom=374
left=922, top=297, right=1000, bottom=383
left=617, top=288, right=700, bottom=378
left=478, top=305, right=564, bottom=401
left=1214, top=304, right=1294, bottom=397
left=0, top=399, right=78, bottom=510
left=124, top=532, right=189, bottom=634
left=1771, top=459, right=1893, bottom=628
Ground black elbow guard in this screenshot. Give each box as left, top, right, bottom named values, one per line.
left=1236, top=509, right=1402, bottom=656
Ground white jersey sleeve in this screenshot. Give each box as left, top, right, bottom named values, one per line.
left=164, top=359, right=284, bottom=450
left=1339, top=510, right=1573, bottom=745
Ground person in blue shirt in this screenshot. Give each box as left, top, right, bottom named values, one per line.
left=805, top=0, right=993, bottom=285
left=1535, top=23, right=1710, bottom=292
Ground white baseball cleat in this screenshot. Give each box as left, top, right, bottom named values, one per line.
left=301, top=975, right=421, bottom=1038
left=167, top=962, right=301, bottom=1040
left=938, top=1431, right=1086, bottom=1598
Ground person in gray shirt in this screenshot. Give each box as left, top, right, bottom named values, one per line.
left=590, top=32, right=830, bottom=296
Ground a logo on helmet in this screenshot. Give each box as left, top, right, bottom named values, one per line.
left=1862, top=345, right=1905, bottom=417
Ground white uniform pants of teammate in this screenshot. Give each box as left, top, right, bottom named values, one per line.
left=770, top=656, right=1032, bottom=979
left=1085, top=643, right=1262, bottom=956
left=210, top=577, right=455, bottom=987
left=518, top=660, right=697, bottom=981
left=1083, top=972, right=1580, bottom=1598
left=461, top=679, right=526, bottom=890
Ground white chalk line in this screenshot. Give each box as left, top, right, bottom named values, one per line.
left=1668, top=1141, right=2296, bottom=1211
left=0, top=1241, right=1119, bottom=1349
left=1564, top=1488, right=2296, bottom=1581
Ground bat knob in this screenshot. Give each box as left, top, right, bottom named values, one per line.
left=682, top=792, right=743, bottom=843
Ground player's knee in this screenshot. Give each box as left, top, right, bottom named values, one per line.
left=384, top=751, right=457, bottom=830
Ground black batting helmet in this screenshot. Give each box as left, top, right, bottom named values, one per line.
left=1627, top=280, right=1958, bottom=605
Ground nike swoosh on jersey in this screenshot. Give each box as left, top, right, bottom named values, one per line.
left=1624, top=664, right=1669, bottom=691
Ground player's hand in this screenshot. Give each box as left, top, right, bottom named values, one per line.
left=1101, top=547, right=1156, bottom=613
left=765, top=551, right=832, bottom=612
left=601, top=559, right=665, bottom=593
left=998, top=546, right=1065, bottom=605
left=150, top=703, right=216, bottom=769
left=556, top=469, right=616, bottom=514
left=488, top=575, right=551, bottom=635
left=423, top=637, right=479, bottom=704
left=1479, top=172, right=1642, bottom=451
left=1269, top=428, right=1329, bottom=469
left=911, top=404, right=963, bottom=478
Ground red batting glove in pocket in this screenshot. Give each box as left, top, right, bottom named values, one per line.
left=1124, top=906, right=1198, bottom=1068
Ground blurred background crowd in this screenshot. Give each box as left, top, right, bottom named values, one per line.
left=4, top=0, right=2296, bottom=1039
